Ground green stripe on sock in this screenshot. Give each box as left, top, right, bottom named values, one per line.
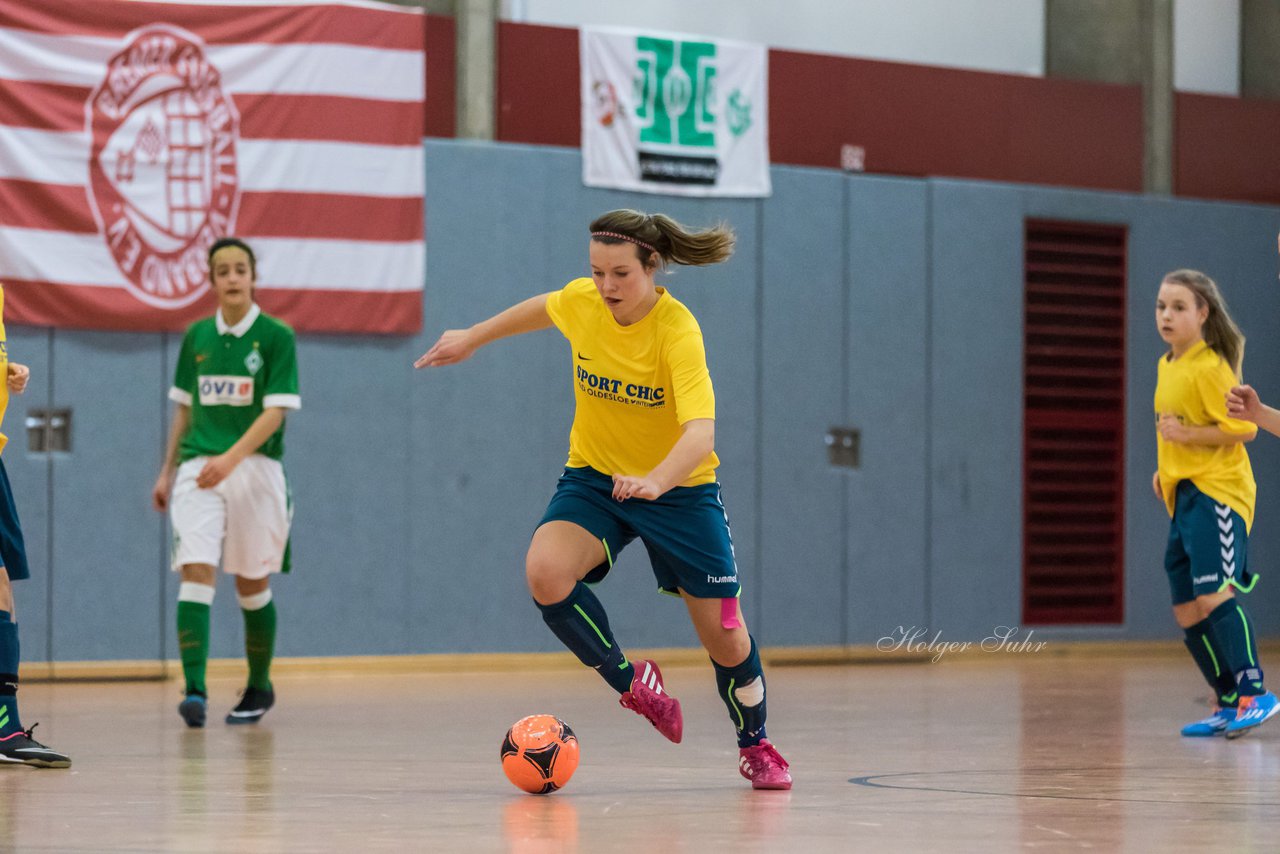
left=572, top=604, right=612, bottom=649
left=725, top=677, right=745, bottom=730
left=1201, top=636, right=1222, bottom=676
left=1237, top=605, right=1257, bottom=667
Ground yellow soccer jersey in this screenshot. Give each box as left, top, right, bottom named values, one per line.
left=0, top=283, right=9, bottom=455
left=1154, top=339, right=1257, bottom=529
left=545, top=278, right=718, bottom=486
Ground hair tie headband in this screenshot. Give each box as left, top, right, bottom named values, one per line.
left=591, top=231, right=657, bottom=254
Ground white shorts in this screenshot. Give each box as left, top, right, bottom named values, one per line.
left=170, top=455, right=292, bottom=579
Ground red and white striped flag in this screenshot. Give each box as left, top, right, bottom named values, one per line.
left=0, top=0, right=424, bottom=334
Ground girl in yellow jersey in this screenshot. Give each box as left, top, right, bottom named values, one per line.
left=415, top=210, right=791, bottom=789
left=0, top=284, right=71, bottom=767
left=1154, top=269, right=1277, bottom=737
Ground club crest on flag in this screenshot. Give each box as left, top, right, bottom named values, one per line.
left=86, top=25, right=241, bottom=310
left=0, top=0, right=424, bottom=333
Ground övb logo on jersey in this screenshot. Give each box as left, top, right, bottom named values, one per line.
left=198, top=375, right=254, bottom=407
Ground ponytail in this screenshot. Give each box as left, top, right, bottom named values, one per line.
left=589, top=209, right=734, bottom=269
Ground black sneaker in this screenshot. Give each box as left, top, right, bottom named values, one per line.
left=178, top=693, right=207, bottom=728
left=0, top=724, right=71, bottom=768
left=225, top=686, right=274, bottom=725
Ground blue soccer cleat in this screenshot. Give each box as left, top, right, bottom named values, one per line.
left=1224, top=692, right=1279, bottom=739
left=178, top=693, right=207, bottom=729
left=1180, top=706, right=1236, bottom=737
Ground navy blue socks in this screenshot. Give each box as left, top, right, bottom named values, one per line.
left=1209, top=600, right=1265, bottom=697
left=0, top=610, right=22, bottom=736
left=1183, top=618, right=1239, bottom=706
left=713, top=634, right=768, bottom=748
left=536, top=583, right=634, bottom=694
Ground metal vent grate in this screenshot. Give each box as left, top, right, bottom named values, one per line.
left=1023, top=220, right=1127, bottom=624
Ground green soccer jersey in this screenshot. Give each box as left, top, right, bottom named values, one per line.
left=170, top=304, right=301, bottom=462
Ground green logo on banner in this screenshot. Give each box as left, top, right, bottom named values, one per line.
left=635, top=37, right=717, bottom=149
left=726, top=89, right=752, bottom=137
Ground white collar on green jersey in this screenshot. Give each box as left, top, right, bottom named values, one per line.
left=216, top=303, right=261, bottom=338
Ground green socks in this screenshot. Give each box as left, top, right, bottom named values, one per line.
left=177, top=583, right=277, bottom=696
left=239, top=590, right=277, bottom=692
left=176, top=583, right=214, bottom=697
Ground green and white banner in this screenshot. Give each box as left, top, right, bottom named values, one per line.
left=581, top=25, right=770, bottom=197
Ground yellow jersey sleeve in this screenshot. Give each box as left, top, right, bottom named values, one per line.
left=545, top=278, right=592, bottom=338
left=667, top=330, right=715, bottom=425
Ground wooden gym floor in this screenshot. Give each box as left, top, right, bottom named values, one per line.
left=2, top=651, right=1279, bottom=853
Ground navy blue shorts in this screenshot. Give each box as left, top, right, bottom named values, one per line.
left=1165, top=480, right=1253, bottom=605
left=0, top=458, right=30, bottom=582
left=537, top=466, right=740, bottom=599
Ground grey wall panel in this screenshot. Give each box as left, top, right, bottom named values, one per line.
left=757, top=166, right=847, bottom=645
left=157, top=332, right=181, bottom=663
left=411, top=142, right=600, bottom=654
left=845, top=176, right=931, bottom=645
left=269, top=335, right=418, bottom=657
left=3, top=327, right=52, bottom=663
left=11, top=141, right=1280, bottom=663
left=49, top=330, right=166, bottom=660
left=927, top=181, right=1026, bottom=639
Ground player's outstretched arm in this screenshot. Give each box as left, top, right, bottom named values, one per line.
left=414, top=293, right=554, bottom=369
left=6, top=362, right=29, bottom=394
left=1228, top=384, right=1280, bottom=437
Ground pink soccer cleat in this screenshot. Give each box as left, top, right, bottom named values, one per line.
left=619, top=659, right=683, bottom=743
left=739, top=739, right=792, bottom=790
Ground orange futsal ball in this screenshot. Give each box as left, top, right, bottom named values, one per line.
left=500, top=714, right=580, bottom=794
